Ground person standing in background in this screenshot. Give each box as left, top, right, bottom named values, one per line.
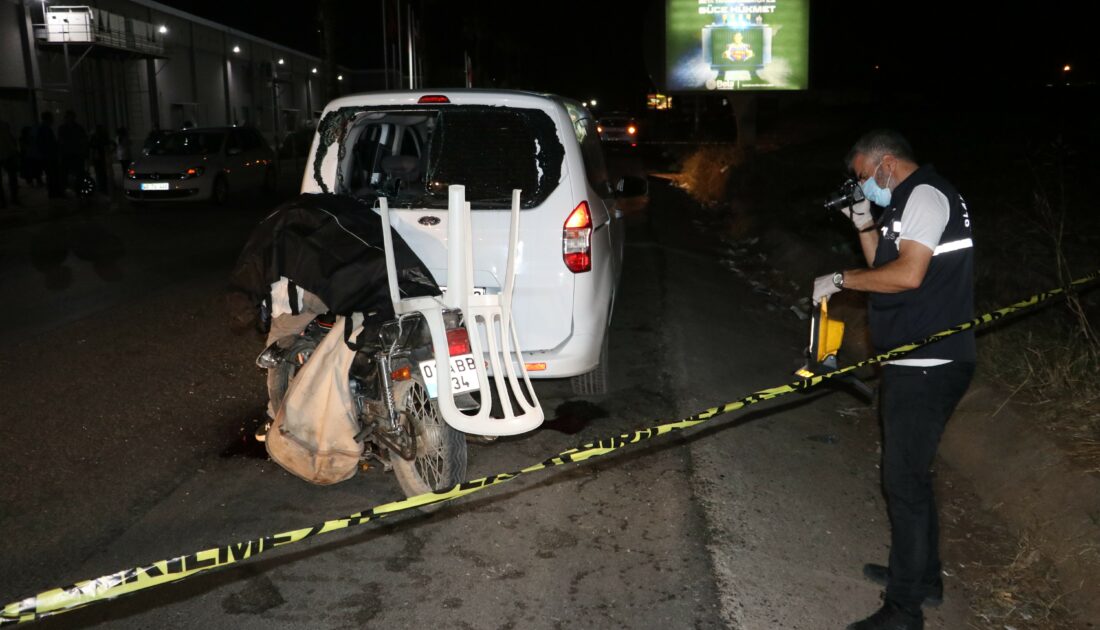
left=143, top=126, right=166, bottom=156
left=19, top=125, right=42, bottom=188
left=115, top=127, right=133, bottom=177
left=90, top=125, right=115, bottom=195
left=35, top=112, right=63, bottom=198
left=0, top=120, right=19, bottom=208
left=57, top=110, right=89, bottom=193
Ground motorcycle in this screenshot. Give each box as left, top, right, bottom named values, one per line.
left=258, top=307, right=475, bottom=501
left=250, top=185, right=545, bottom=506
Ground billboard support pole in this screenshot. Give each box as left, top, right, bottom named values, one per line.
left=693, top=95, right=700, bottom=138
left=729, top=92, right=758, bottom=151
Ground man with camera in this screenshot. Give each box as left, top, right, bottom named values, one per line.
left=814, top=129, right=976, bottom=630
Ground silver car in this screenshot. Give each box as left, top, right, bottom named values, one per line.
left=123, top=127, right=275, bottom=204
left=596, top=113, right=640, bottom=147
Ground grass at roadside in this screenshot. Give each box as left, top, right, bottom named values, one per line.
left=939, top=470, right=1079, bottom=630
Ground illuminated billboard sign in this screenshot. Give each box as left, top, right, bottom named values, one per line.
left=666, top=0, right=809, bottom=92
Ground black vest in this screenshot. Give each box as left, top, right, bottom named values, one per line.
left=869, top=165, right=976, bottom=362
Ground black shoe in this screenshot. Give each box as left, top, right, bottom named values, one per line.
left=847, top=599, right=923, bottom=630
left=862, top=564, right=943, bottom=607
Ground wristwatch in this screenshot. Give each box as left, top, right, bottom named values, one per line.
left=832, top=271, right=845, bottom=289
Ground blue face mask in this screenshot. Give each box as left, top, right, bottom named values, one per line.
left=861, top=162, right=893, bottom=207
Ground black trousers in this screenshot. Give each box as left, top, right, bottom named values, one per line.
left=880, top=361, right=974, bottom=612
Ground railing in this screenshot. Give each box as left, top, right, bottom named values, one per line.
left=34, top=6, right=163, bottom=56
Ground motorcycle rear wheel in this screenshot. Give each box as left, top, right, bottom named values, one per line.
left=389, top=379, right=468, bottom=510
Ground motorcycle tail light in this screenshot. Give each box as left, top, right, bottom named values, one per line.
left=447, top=327, right=471, bottom=356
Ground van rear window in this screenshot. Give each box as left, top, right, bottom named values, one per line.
left=316, top=105, right=564, bottom=209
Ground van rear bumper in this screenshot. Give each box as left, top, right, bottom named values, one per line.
left=517, top=331, right=602, bottom=379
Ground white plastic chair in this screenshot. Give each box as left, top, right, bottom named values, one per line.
left=377, top=185, right=544, bottom=436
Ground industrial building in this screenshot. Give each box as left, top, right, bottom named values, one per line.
left=1, top=0, right=349, bottom=150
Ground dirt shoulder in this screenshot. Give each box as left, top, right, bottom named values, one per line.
left=944, top=384, right=1100, bottom=625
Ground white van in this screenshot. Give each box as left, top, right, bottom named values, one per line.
left=301, top=90, right=645, bottom=394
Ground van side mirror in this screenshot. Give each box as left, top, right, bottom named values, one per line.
left=615, top=175, right=648, bottom=198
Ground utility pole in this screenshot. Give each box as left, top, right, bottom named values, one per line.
left=406, top=2, right=414, bottom=89
left=396, top=0, right=403, bottom=89
left=381, top=0, right=389, bottom=89
left=319, top=0, right=338, bottom=100
left=729, top=93, right=758, bottom=151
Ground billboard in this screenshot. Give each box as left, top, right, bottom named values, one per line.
left=666, top=0, right=809, bottom=92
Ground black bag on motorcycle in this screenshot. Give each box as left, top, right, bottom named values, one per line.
left=226, top=193, right=440, bottom=330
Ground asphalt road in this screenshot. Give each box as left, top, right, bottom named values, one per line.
left=0, top=169, right=972, bottom=628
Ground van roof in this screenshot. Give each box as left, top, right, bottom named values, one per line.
left=321, top=89, right=587, bottom=116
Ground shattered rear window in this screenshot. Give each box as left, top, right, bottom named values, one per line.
left=314, top=104, right=564, bottom=209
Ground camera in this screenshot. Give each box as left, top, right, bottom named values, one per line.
left=823, top=177, right=865, bottom=211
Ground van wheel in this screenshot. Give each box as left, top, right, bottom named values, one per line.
left=570, top=332, right=609, bottom=396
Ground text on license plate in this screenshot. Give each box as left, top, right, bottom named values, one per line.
left=140, top=182, right=170, bottom=191
left=419, top=354, right=480, bottom=399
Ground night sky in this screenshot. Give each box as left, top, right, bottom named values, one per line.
left=166, top=0, right=1094, bottom=108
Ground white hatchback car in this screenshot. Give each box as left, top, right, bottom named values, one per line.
left=124, top=127, right=275, bottom=203
left=301, top=90, right=646, bottom=394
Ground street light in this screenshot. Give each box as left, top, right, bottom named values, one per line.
left=311, top=67, right=318, bottom=74
left=1063, top=64, right=1072, bottom=73
left=232, top=45, right=240, bottom=53
left=158, top=25, right=167, bottom=34
left=277, top=58, right=285, bottom=65
left=337, top=74, right=343, bottom=81
left=590, top=99, right=598, bottom=107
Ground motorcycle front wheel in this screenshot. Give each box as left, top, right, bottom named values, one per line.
left=389, top=378, right=468, bottom=509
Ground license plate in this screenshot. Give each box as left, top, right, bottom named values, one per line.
left=419, top=354, right=480, bottom=399
left=140, top=182, right=170, bottom=191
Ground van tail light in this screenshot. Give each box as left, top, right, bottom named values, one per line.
left=563, top=201, right=592, bottom=273
left=447, top=326, right=471, bottom=356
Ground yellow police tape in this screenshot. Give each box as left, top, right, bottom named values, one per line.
left=3, top=270, right=1098, bottom=625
